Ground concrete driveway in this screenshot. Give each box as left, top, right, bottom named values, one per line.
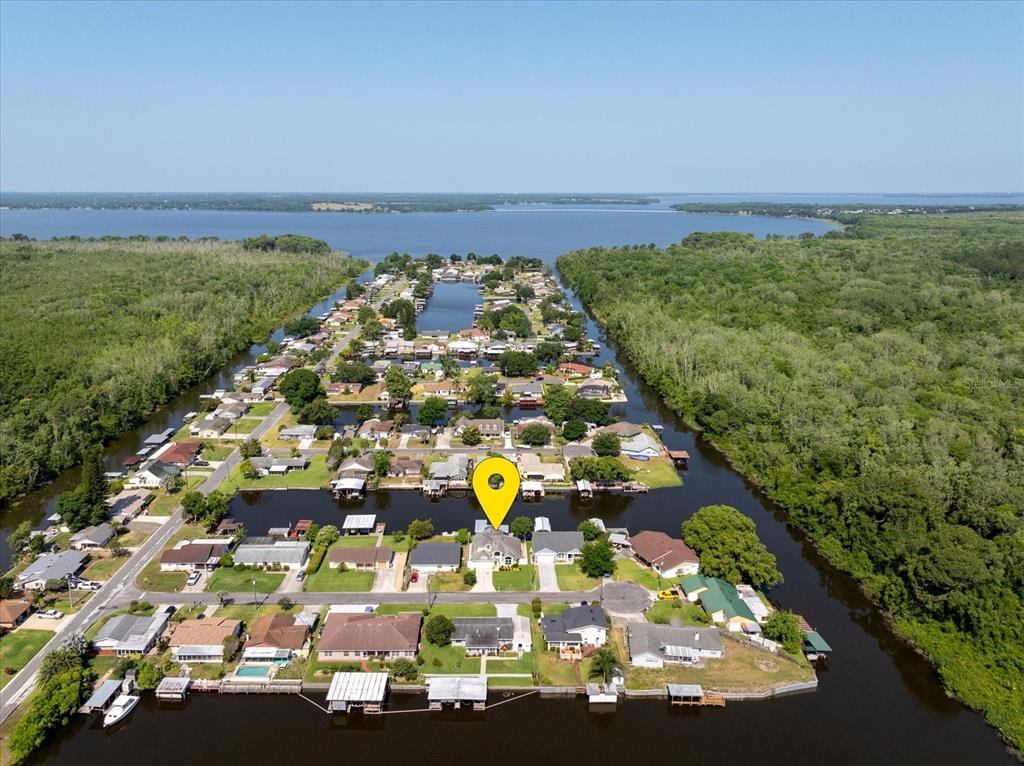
left=470, top=566, right=494, bottom=593
left=372, top=568, right=396, bottom=593
left=537, top=560, right=559, bottom=591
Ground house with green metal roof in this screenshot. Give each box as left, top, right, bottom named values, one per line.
left=679, top=575, right=758, bottom=632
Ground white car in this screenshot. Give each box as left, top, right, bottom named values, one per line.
left=79, top=581, right=102, bottom=591
left=38, top=609, right=64, bottom=620
left=186, top=572, right=201, bottom=586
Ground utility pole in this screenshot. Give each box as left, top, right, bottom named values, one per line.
left=252, top=576, right=258, bottom=606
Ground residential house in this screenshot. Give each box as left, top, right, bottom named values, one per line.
left=328, top=546, right=394, bottom=571
left=248, top=456, right=310, bottom=475
left=628, top=531, right=700, bottom=578
left=598, top=422, right=643, bottom=438
left=157, top=441, right=202, bottom=467
left=243, top=612, right=311, bottom=661
left=577, top=379, right=614, bottom=400
left=317, top=612, right=421, bottom=662
left=518, top=453, right=566, bottom=483
left=451, top=617, right=532, bottom=655
left=160, top=541, right=228, bottom=572
left=69, top=523, right=115, bottom=551
left=422, top=381, right=459, bottom=397
left=680, top=575, right=759, bottom=632
left=626, top=623, right=724, bottom=668
left=541, top=605, right=608, bottom=651
left=562, top=445, right=595, bottom=465
left=558, top=362, right=597, bottom=378
left=389, top=456, right=424, bottom=477
left=408, top=542, right=462, bottom=573
left=279, top=425, right=318, bottom=441
left=357, top=419, right=394, bottom=441
left=736, top=583, right=772, bottom=624
left=169, top=618, right=243, bottom=662
left=211, top=400, right=248, bottom=421
left=106, top=489, right=152, bottom=522
left=337, top=456, right=375, bottom=479
left=514, top=416, right=556, bottom=437
left=620, top=432, right=662, bottom=460
left=92, top=611, right=171, bottom=656
left=509, top=381, right=544, bottom=403
left=251, top=377, right=276, bottom=397
left=453, top=417, right=505, bottom=439
left=128, top=460, right=181, bottom=489
left=233, top=539, right=310, bottom=568
left=531, top=531, right=584, bottom=564
left=467, top=529, right=525, bottom=569
left=190, top=416, right=232, bottom=438
left=429, top=454, right=470, bottom=484
left=16, top=550, right=88, bottom=590
left=0, top=600, right=32, bottom=630
left=398, top=424, right=430, bottom=441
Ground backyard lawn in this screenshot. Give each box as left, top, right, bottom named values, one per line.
left=0, top=629, right=53, bottom=689
left=330, top=536, right=380, bottom=548
left=419, top=642, right=481, bottom=674
left=493, top=565, right=538, bottom=591
left=645, top=600, right=709, bottom=626
left=613, top=558, right=662, bottom=589
left=205, top=568, right=285, bottom=594
left=621, top=456, right=682, bottom=489
left=218, top=454, right=331, bottom=494
left=555, top=564, right=601, bottom=591
left=304, top=566, right=375, bottom=592
left=82, top=556, right=128, bottom=581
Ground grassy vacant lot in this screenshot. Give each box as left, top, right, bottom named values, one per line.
left=201, top=444, right=234, bottom=461
left=621, top=456, right=682, bottom=489
left=218, top=454, right=331, bottom=494
left=247, top=402, right=276, bottom=417
left=304, top=565, right=375, bottom=592
left=376, top=603, right=496, bottom=617
left=0, top=629, right=53, bottom=688
left=82, top=556, right=128, bottom=581
left=493, top=565, right=538, bottom=591
left=213, top=604, right=288, bottom=622
left=612, top=558, right=662, bottom=589
left=118, top=528, right=155, bottom=547
left=428, top=568, right=473, bottom=592
left=135, top=523, right=204, bottom=591
left=645, top=600, right=708, bottom=626
left=205, top=568, right=285, bottom=594
left=615, top=629, right=814, bottom=691
left=555, top=564, right=601, bottom=591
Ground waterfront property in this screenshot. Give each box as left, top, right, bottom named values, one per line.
left=328, top=546, right=394, bottom=571
left=92, top=611, right=171, bottom=656
left=69, top=523, right=115, bottom=551
left=243, top=612, right=312, bottom=660
left=628, top=530, right=699, bottom=579
left=316, top=612, right=422, bottom=662
left=427, top=676, right=487, bottom=710
left=233, top=539, right=310, bottom=568
left=451, top=616, right=532, bottom=655
left=680, top=576, right=759, bottom=632
left=169, top=618, right=242, bottom=662
left=626, top=623, right=725, bottom=668
left=467, top=529, right=525, bottom=569
left=531, top=531, right=584, bottom=564
left=408, top=542, right=462, bottom=573
left=541, top=605, right=608, bottom=656
left=16, top=550, right=88, bottom=590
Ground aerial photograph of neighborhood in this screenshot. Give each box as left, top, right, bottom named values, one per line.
left=0, top=2, right=1022, bottom=765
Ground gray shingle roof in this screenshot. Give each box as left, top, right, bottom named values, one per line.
left=17, top=550, right=88, bottom=585
left=626, top=623, right=723, bottom=661
left=532, top=530, right=584, bottom=555
left=409, top=542, right=462, bottom=567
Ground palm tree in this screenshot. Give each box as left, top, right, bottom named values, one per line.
left=588, top=646, right=621, bottom=683
left=216, top=590, right=230, bottom=607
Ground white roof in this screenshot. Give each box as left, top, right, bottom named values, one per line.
left=342, top=514, right=377, bottom=530
left=521, top=480, right=544, bottom=492
left=156, top=677, right=191, bottom=693
left=427, top=675, right=487, bottom=702
left=327, top=672, right=389, bottom=703
left=586, top=517, right=606, bottom=532
left=534, top=517, right=551, bottom=532
left=667, top=683, right=704, bottom=697
left=333, top=478, right=366, bottom=491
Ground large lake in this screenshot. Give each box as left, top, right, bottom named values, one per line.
left=2, top=199, right=1016, bottom=765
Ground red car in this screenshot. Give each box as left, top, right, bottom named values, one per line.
left=410, top=570, right=419, bottom=583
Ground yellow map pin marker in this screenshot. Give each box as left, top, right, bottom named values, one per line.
left=472, top=456, right=521, bottom=529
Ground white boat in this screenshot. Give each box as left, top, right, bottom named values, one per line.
left=102, top=694, right=140, bottom=727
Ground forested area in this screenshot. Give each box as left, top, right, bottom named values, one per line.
left=558, top=212, right=1024, bottom=746
left=0, top=236, right=367, bottom=502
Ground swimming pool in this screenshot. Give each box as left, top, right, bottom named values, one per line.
left=235, top=666, right=270, bottom=678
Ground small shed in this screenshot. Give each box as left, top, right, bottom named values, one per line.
left=82, top=679, right=123, bottom=714
left=427, top=676, right=487, bottom=710
left=326, top=671, right=389, bottom=714
left=342, top=514, right=377, bottom=535
left=155, top=677, right=191, bottom=700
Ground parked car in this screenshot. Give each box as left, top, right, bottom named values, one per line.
left=186, top=572, right=201, bottom=586
left=409, top=570, right=419, bottom=583
left=38, top=609, right=64, bottom=619
left=78, top=581, right=102, bottom=591
left=194, top=460, right=210, bottom=467
left=657, top=589, right=680, bottom=601
left=296, top=570, right=306, bottom=582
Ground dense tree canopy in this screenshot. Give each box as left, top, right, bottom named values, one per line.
left=682, top=505, right=782, bottom=588
left=559, top=212, right=1024, bottom=745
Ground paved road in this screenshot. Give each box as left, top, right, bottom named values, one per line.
left=138, top=589, right=607, bottom=606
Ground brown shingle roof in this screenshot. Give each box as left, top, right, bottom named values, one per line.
left=628, top=530, right=698, bottom=571
left=244, top=613, right=309, bottom=650
left=160, top=543, right=226, bottom=565
left=318, top=612, right=420, bottom=653
left=168, top=618, right=241, bottom=646
left=328, top=546, right=394, bottom=567
left=0, top=600, right=31, bottom=625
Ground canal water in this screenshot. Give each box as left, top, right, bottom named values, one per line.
left=2, top=204, right=1016, bottom=764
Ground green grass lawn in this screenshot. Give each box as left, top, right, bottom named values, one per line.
left=205, top=568, right=285, bottom=593
left=488, top=675, right=536, bottom=687
left=419, top=642, right=481, bottom=674
left=247, top=402, right=276, bottom=417
left=330, top=536, right=380, bottom=548
left=493, top=565, right=538, bottom=591
left=117, top=528, right=154, bottom=547
left=87, top=654, right=123, bottom=679
left=201, top=444, right=234, bottom=461
left=218, top=454, right=331, bottom=494
left=485, top=655, right=536, bottom=675
left=613, top=558, right=662, bottom=589
left=645, top=600, right=709, bottom=626
left=428, top=569, right=473, bottom=592
left=304, top=566, right=375, bottom=592
left=136, top=559, right=188, bottom=592
left=555, top=564, right=601, bottom=591
left=0, top=630, right=54, bottom=688
left=228, top=417, right=263, bottom=435
left=213, top=604, right=288, bottom=623
left=82, top=556, right=128, bottom=581
left=376, top=603, right=496, bottom=617
left=621, top=456, right=682, bottom=489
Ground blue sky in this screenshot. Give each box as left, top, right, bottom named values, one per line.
left=1, top=1, right=1021, bottom=192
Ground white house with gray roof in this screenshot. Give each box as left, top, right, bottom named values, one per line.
left=451, top=616, right=532, bottom=654
left=16, top=550, right=89, bottom=590
left=541, top=605, right=608, bottom=650
left=69, top=523, right=115, bottom=551
left=408, top=542, right=462, bottom=573
left=92, top=611, right=171, bottom=656
left=626, top=623, right=724, bottom=668
left=531, top=531, right=584, bottom=563
left=234, top=539, right=309, bottom=568
left=467, top=530, right=525, bottom=569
